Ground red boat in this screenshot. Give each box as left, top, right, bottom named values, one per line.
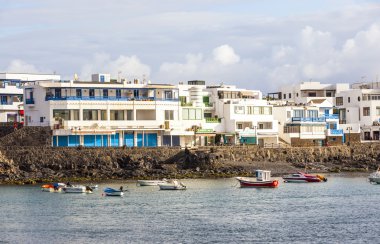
left=282, top=172, right=327, bottom=183
left=236, top=170, right=279, bottom=188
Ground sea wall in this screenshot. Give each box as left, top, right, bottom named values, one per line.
left=0, top=143, right=379, bottom=184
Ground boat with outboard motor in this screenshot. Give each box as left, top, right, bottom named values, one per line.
left=41, top=183, right=66, bottom=192
left=282, top=172, right=327, bottom=183
left=236, top=170, right=279, bottom=188
left=158, top=179, right=186, bottom=190
left=103, top=187, right=124, bottom=196
left=62, top=185, right=93, bottom=193
left=137, top=179, right=168, bottom=186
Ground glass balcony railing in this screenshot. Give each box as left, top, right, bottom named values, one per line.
left=205, top=117, right=221, bottom=123
left=323, top=114, right=339, bottom=119
left=45, top=96, right=178, bottom=102
left=329, top=129, right=343, bottom=135
left=291, top=117, right=325, bottom=122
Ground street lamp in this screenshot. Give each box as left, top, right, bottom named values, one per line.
left=346, top=126, right=352, bottom=146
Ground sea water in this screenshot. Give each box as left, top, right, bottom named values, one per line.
left=0, top=175, right=379, bottom=243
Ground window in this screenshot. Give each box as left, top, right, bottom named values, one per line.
left=72, top=110, right=79, bottom=120
left=83, top=110, right=98, bottom=120
left=287, top=111, right=291, bottom=118
left=376, top=107, right=380, bottom=116
left=336, top=97, right=343, bottom=106
left=308, top=110, right=318, bottom=118
left=358, top=96, right=361, bottom=102
left=326, top=91, right=333, bottom=97
left=53, top=109, right=70, bottom=120
left=89, top=89, right=95, bottom=98
left=76, top=89, right=82, bottom=98
left=289, top=93, right=291, bottom=99
left=294, top=110, right=304, bottom=118
left=110, top=110, right=124, bottom=120
left=116, top=89, right=121, bottom=98
left=247, top=106, right=254, bottom=114
left=126, top=110, right=133, bottom=120
left=103, top=89, right=108, bottom=98
left=165, top=110, right=174, bottom=120
left=101, top=110, right=107, bottom=120
left=164, top=91, right=173, bottom=100
left=237, top=123, right=243, bottom=129
left=296, top=93, right=299, bottom=97
left=283, top=94, right=286, bottom=99
left=348, top=97, right=350, bottom=103
left=363, top=107, right=370, bottom=116
left=179, top=96, right=187, bottom=105
left=234, top=106, right=245, bottom=114
left=55, top=88, right=62, bottom=98
left=308, top=92, right=316, bottom=97
left=182, top=108, right=202, bottom=120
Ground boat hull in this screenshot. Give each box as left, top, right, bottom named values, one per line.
left=137, top=180, right=167, bottom=186
left=236, top=177, right=279, bottom=188
left=105, top=191, right=124, bottom=196
left=62, top=186, right=92, bottom=193
left=158, top=185, right=186, bottom=190
left=283, top=178, right=321, bottom=183
left=369, top=177, right=380, bottom=184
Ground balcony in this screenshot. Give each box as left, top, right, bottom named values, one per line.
left=25, top=98, right=34, bottom=104
left=291, top=117, right=325, bottom=122
left=327, top=129, right=344, bottom=136
left=323, top=114, right=339, bottom=120
left=205, top=117, right=221, bottom=123
left=45, top=95, right=178, bottom=102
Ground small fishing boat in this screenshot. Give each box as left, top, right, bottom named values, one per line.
left=103, top=187, right=124, bottom=196
left=236, top=170, right=279, bottom=188
left=62, top=185, right=93, bottom=193
left=283, top=172, right=327, bottom=183
left=369, top=168, right=380, bottom=184
left=158, top=179, right=186, bottom=190
left=137, top=179, right=168, bottom=186
left=41, top=183, right=65, bottom=192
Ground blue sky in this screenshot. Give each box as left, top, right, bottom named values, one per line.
left=1, top=0, right=380, bottom=92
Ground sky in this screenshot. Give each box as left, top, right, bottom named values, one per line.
left=1, top=0, right=380, bottom=93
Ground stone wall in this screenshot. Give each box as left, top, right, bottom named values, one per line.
left=0, top=143, right=379, bottom=184
left=0, top=126, right=51, bottom=147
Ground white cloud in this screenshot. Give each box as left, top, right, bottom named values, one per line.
left=212, top=44, right=240, bottom=65
left=80, top=53, right=151, bottom=81
left=5, top=59, right=40, bottom=73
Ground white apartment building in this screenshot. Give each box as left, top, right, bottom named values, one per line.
left=270, top=81, right=350, bottom=105
left=335, top=82, right=380, bottom=141
left=206, top=84, right=278, bottom=146
left=273, top=99, right=343, bottom=146
left=0, top=73, right=60, bottom=123
left=24, top=75, right=183, bottom=147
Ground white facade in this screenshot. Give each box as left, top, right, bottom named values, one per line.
left=275, top=81, right=350, bottom=105
left=335, top=82, right=380, bottom=140
left=273, top=99, right=342, bottom=146
left=0, top=73, right=60, bottom=123
left=24, top=77, right=184, bottom=147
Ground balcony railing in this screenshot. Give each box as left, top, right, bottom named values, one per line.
left=205, top=117, right=221, bottom=123
left=291, top=117, right=325, bottom=122
left=45, top=96, right=178, bottom=102
left=25, top=98, right=34, bottom=104
left=329, top=129, right=343, bottom=135
left=323, top=114, right=339, bottom=120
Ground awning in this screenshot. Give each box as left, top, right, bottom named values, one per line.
left=195, top=133, right=216, bottom=137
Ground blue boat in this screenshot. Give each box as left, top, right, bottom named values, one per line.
left=103, top=187, right=124, bottom=196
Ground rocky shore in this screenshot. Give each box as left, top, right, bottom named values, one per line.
left=0, top=143, right=379, bottom=185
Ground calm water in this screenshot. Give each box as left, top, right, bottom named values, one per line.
left=0, top=176, right=379, bottom=243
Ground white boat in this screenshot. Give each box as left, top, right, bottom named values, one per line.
left=62, top=185, right=93, bottom=193
left=137, top=179, right=168, bottom=186
left=369, top=168, right=380, bottom=184
left=158, top=179, right=186, bottom=190
left=104, top=187, right=124, bottom=196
